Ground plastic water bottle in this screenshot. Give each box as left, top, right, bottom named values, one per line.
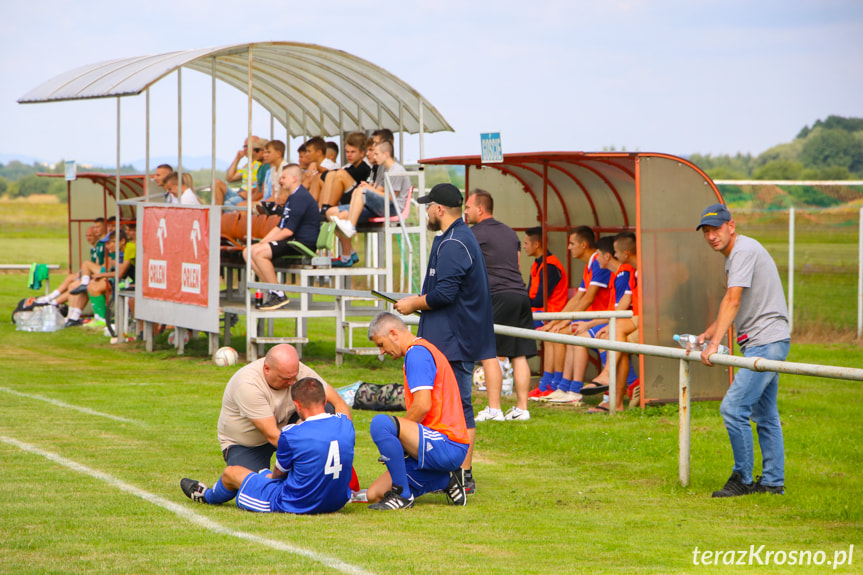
left=673, top=334, right=729, bottom=355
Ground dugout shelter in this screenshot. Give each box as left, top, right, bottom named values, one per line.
left=421, top=152, right=731, bottom=404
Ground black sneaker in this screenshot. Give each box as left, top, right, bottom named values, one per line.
left=445, top=470, right=467, bottom=506
left=65, top=318, right=83, bottom=328
left=260, top=293, right=290, bottom=311
left=754, top=476, right=785, bottom=495
left=711, top=471, right=755, bottom=498
left=70, top=283, right=88, bottom=295
left=368, top=485, right=414, bottom=510
left=180, top=478, right=208, bottom=503
left=464, top=468, right=476, bottom=495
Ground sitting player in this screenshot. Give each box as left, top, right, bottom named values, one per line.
left=551, top=236, right=638, bottom=408
left=583, top=231, right=640, bottom=411
left=180, top=377, right=355, bottom=515
left=365, top=312, right=469, bottom=510
left=316, top=132, right=372, bottom=211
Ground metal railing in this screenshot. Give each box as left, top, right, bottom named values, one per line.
left=402, top=311, right=863, bottom=486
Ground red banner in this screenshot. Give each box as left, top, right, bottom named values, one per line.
left=141, top=207, right=209, bottom=307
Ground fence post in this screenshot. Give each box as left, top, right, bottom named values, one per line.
left=788, top=207, right=795, bottom=334
left=679, top=358, right=691, bottom=486
left=858, top=207, right=862, bottom=339
left=608, top=317, right=617, bottom=415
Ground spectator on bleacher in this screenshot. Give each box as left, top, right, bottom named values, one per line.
left=151, top=164, right=173, bottom=202
left=316, top=132, right=372, bottom=210
left=215, top=344, right=351, bottom=472
left=303, top=137, right=336, bottom=204
left=369, top=129, right=394, bottom=183
left=296, top=142, right=310, bottom=170
left=245, top=164, right=321, bottom=311
left=326, top=140, right=411, bottom=267
left=164, top=172, right=201, bottom=205
left=465, top=189, right=536, bottom=422
left=214, top=137, right=267, bottom=206
left=522, top=227, right=569, bottom=400
left=326, top=141, right=339, bottom=164
left=255, top=140, right=288, bottom=213
left=536, top=226, right=611, bottom=399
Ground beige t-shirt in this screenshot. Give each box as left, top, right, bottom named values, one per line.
left=216, top=358, right=327, bottom=450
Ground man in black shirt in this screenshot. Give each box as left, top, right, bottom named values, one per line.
left=464, top=189, right=537, bottom=421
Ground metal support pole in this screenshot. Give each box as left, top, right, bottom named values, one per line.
left=114, top=98, right=122, bottom=338
left=859, top=207, right=863, bottom=339
left=144, top=89, right=149, bottom=198
left=608, top=317, right=617, bottom=415
left=788, top=207, right=795, bottom=334
left=679, top=359, right=691, bottom=486
left=211, top=58, right=217, bottom=205
left=245, top=48, right=254, bottom=359
left=177, top=69, right=183, bottom=192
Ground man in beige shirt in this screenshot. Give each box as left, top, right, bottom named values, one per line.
left=217, top=344, right=352, bottom=471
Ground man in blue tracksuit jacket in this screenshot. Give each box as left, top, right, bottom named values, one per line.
left=395, top=183, right=496, bottom=494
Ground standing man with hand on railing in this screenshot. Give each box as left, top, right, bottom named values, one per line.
left=696, top=204, right=791, bottom=498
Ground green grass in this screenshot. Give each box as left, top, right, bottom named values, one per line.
left=1, top=270, right=862, bottom=574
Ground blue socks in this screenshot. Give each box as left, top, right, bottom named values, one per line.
left=559, top=378, right=572, bottom=393
left=204, top=478, right=237, bottom=505
left=551, top=371, right=563, bottom=391
left=570, top=380, right=584, bottom=393
left=538, top=371, right=553, bottom=392
left=370, top=414, right=412, bottom=498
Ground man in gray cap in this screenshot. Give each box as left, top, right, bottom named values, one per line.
left=695, top=203, right=790, bottom=498
left=394, top=183, right=498, bottom=494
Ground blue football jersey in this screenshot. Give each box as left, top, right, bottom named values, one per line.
left=272, top=413, right=355, bottom=514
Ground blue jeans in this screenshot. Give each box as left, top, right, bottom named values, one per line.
left=450, top=360, right=476, bottom=429
left=719, top=340, right=790, bottom=486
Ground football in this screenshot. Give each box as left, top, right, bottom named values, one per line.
left=214, top=346, right=239, bottom=367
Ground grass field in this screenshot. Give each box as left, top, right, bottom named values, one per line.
left=0, top=203, right=861, bottom=574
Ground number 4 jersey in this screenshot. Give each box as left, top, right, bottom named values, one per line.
left=273, top=413, right=356, bottom=514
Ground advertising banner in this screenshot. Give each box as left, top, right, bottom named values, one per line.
left=140, top=206, right=209, bottom=307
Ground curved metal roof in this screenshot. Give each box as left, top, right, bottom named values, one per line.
left=18, top=42, right=453, bottom=137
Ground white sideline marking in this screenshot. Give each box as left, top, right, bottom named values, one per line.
left=0, top=435, right=373, bottom=575
left=0, top=386, right=141, bottom=425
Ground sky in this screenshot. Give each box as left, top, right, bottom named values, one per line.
left=1, top=0, right=862, bottom=169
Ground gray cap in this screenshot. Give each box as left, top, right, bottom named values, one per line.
left=696, top=203, right=731, bottom=230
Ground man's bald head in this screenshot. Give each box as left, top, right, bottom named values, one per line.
left=263, top=344, right=300, bottom=390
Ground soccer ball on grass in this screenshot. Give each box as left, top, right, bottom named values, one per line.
left=214, top=346, right=239, bottom=367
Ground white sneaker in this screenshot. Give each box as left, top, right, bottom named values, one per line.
left=504, top=407, right=530, bottom=421
left=547, top=391, right=583, bottom=405
left=542, top=389, right=569, bottom=402
left=475, top=406, right=504, bottom=422
left=333, top=217, right=356, bottom=239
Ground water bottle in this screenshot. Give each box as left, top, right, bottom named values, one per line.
left=673, top=334, right=729, bottom=355
left=41, top=306, right=57, bottom=332
left=254, top=290, right=263, bottom=309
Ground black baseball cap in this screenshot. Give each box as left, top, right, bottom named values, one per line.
left=696, top=203, right=731, bottom=230
left=417, top=183, right=464, bottom=208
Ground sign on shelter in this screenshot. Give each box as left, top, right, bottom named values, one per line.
left=481, top=132, right=503, bottom=163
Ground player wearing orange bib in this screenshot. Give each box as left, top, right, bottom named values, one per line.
left=366, top=312, right=469, bottom=510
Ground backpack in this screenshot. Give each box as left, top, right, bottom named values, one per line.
left=352, top=382, right=406, bottom=411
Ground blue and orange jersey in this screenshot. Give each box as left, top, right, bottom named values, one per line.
left=625, top=269, right=639, bottom=317
left=610, top=262, right=635, bottom=310
left=403, top=338, right=469, bottom=445
left=528, top=252, right=568, bottom=312
left=578, top=251, right=612, bottom=312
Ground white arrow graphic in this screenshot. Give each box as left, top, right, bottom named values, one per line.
left=157, top=219, right=168, bottom=255
left=190, top=221, right=201, bottom=259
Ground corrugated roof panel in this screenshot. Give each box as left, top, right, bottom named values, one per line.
left=19, top=42, right=452, bottom=136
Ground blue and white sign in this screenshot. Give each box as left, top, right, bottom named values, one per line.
left=64, top=160, right=77, bottom=181
left=480, top=132, right=503, bottom=163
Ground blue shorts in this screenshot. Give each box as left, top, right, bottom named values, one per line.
left=405, top=425, right=469, bottom=497
left=236, top=470, right=280, bottom=513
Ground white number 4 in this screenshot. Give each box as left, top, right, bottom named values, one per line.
left=324, top=440, right=342, bottom=479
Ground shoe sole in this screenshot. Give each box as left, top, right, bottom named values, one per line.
left=260, top=300, right=291, bottom=311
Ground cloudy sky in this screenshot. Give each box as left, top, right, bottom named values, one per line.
left=1, top=0, right=861, bottom=169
